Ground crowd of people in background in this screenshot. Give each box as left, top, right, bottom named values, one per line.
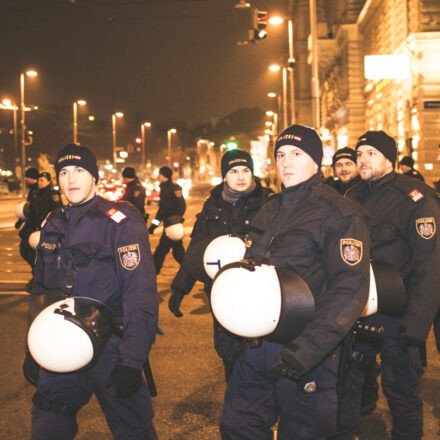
left=14, top=128, right=440, bottom=440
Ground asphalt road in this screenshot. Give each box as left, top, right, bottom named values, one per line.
left=0, top=184, right=440, bottom=439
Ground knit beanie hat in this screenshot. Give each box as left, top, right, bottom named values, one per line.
left=355, top=131, right=397, bottom=166
left=332, top=147, right=357, bottom=167
left=221, top=149, right=254, bottom=178
left=122, top=167, right=136, bottom=178
left=274, top=124, right=323, bottom=166
left=399, top=156, right=414, bottom=167
left=25, top=167, right=39, bottom=180
left=159, top=166, right=172, bottom=180
left=55, top=144, right=99, bottom=183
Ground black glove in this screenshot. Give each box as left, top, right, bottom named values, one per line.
left=169, top=289, right=186, bottom=317
left=23, top=352, right=40, bottom=386
left=15, top=219, right=24, bottom=229
left=106, top=364, right=142, bottom=398
left=271, top=343, right=306, bottom=381
left=148, top=224, right=157, bottom=235
left=398, top=326, right=424, bottom=352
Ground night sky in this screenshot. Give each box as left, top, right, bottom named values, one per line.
left=1, top=0, right=290, bottom=127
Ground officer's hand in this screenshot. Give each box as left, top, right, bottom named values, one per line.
left=398, top=326, right=424, bottom=352
left=106, top=364, right=142, bottom=398
left=15, top=219, right=24, bottom=229
left=23, top=352, right=40, bottom=387
left=271, top=344, right=306, bottom=381
left=169, top=289, right=186, bottom=317
left=148, top=224, right=156, bottom=235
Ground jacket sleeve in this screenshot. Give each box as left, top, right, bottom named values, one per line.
left=401, top=196, right=440, bottom=341
left=291, top=212, right=370, bottom=372
left=114, top=208, right=158, bottom=369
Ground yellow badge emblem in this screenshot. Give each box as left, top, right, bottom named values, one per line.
left=118, top=244, right=141, bottom=270
left=340, top=238, right=363, bottom=266
left=415, top=217, right=436, bottom=239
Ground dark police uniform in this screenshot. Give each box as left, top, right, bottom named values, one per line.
left=220, top=173, right=370, bottom=440
left=326, top=175, right=361, bottom=196
left=122, top=177, right=146, bottom=217
left=19, top=184, right=62, bottom=269
left=31, top=195, right=158, bottom=440
left=171, top=179, right=273, bottom=379
left=403, top=168, right=425, bottom=182
left=150, top=179, right=186, bottom=274
left=337, top=172, right=440, bottom=440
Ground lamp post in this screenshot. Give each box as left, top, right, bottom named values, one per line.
left=20, top=69, right=38, bottom=198
left=269, top=16, right=296, bottom=125
left=112, top=112, right=124, bottom=169
left=141, top=122, right=151, bottom=167
left=167, top=128, right=176, bottom=167
left=309, top=0, right=320, bottom=129
left=1, top=99, right=19, bottom=173
left=268, top=64, right=288, bottom=130
left=73, top=99, right=87, bottom=145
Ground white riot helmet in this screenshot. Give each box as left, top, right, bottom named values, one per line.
left=164, top=215, right=184, bottom=241
left=28, top=231, right=41, bottom=249
left=28, top=297, right=115, bottom=373
left=361, top=261, right=407, bottom=317
left=203, top=234, right=246, bottom=279
left=210, top=260, right=315, bottom=343
left=15, top=202, right=30, bottom=220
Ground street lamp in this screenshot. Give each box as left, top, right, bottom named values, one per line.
left=1, top=99, right=19, bottom=173
left=140, top=122, right=151, bottom=167
left=112, top=112, right=124, bottom=168
left=20, top=69, right=38, bottom=198
left=167, top=128, right=176, bottom=167
left=73, top=99, right=87, bottom=145
left=269, top=16, right=296, bottom=125
left=268, top=64, right=288, bottom=130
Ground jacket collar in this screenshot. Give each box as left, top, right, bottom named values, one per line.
left=358, top=171, right=395, bottom=195
left=63, top=194, right=99, bottom=225
left=281, top=172, right=321, bottom=204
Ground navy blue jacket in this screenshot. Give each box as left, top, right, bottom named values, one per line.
left=32, top=195, right=158, bottom=370
left=172, top=179, right=273, bottom=294
left=246, top=174, right=370, bottom=372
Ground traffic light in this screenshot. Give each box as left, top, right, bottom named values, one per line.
left=226, top=140, right=238, bottom=151
left=253, top=10, right=268, bottom=41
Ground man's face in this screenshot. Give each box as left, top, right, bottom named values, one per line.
left=58, top=165, right=96, bottom=205
left=224, top=165, right=253, bottom=191
left=334, top=158, right=358, bottom=184
left=37, top=176, right=51, bottom=189
left=122, top=177, right=134, bottom=185
left=158, top=174, right=168, bottom=183
left=356, top=145, right=392, bottom=182
left=399, top=164, right=411, bottom=173
left=276, top=145, right=318, bottom=188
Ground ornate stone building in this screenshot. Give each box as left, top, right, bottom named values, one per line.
left=289, top=0, right=440, bottom=182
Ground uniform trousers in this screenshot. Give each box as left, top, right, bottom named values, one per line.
left=336, top=314, right=423, bottom=440
left=153, top=233, right=184, bottom=274
left=32, top=336, right=157, bottom=440
left=220, top=340, right=340, bottom=440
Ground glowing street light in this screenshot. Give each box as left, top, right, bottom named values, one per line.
left=167, top=128, right=177, bottom=167
left=141, top=122, right=152, bottom=166
left=112, top=112, right=124, bottom=168
left=269, top=64, right=281, bottom=72
left=73, top=99, right=87, bottom=144
left=20, top=69, right=38, bottom=198
left=268, top=64, right=288, bottom=129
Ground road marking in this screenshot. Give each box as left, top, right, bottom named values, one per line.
left=0, top=280, right=29, bottom=284
left=0, top=291, right=29, bottom=295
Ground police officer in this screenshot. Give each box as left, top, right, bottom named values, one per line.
left=220, top=124, right=370, bottom=439
left=169, top=149, right=273, bottom=380
left=15, top=167, right=40, bottom=230
left=121, top=166, right=147, bottom=219
left=19, top=172, right=62, bottom=291
left=399, top=155, right=425, bottom=182
left=148, top=166, right=186, bottom=274
left=336, top=131, right=440, bottom=439
left=26, top=144, right=158, bottom=440
left=328, top=147, right=361, bottom=195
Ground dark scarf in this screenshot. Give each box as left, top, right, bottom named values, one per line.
left=222, top=179, right=257, bottom=205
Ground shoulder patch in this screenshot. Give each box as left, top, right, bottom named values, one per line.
left=340, top=238, right=363, bottom=265
left=415, top=217, right=436, bottom=239
left=174, top=189, right=183, bottom=198
left=106, top=208, right=127, bottom=223
left=118, top=244, right=141, bottom=270
left=409, top=189, right=424, bottom=202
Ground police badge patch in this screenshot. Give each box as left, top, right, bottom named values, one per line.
left=340, top=238, right=363, bottom=266
left=118, top=244, right=141, bottom=270
left=415, top=217, right=436, bottom=239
